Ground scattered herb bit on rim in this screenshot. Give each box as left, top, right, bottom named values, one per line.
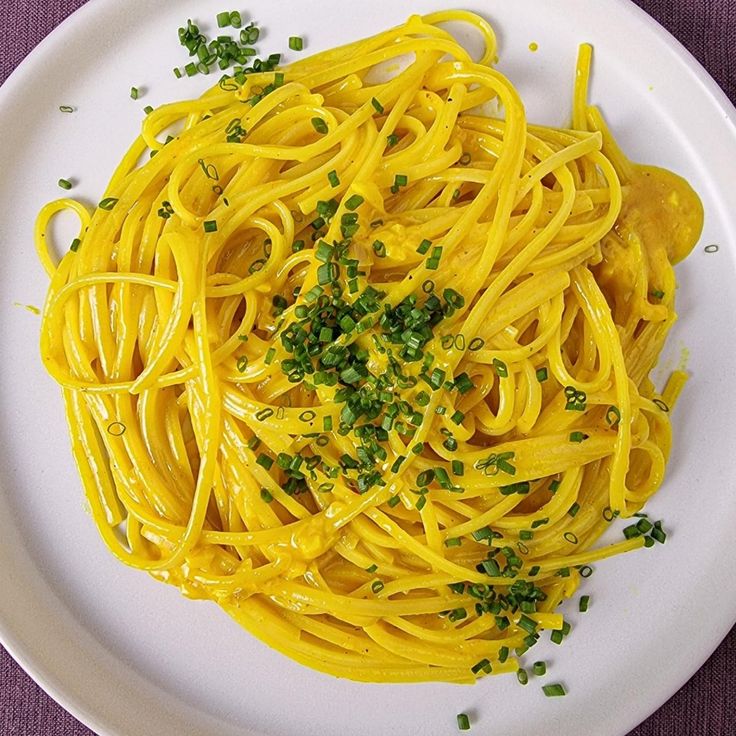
left=543, top=683, right=567, bottom=697
left=456, top=713, right=471, bottom=731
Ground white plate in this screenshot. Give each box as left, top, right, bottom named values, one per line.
left=1, top=1, right=735, bottom=735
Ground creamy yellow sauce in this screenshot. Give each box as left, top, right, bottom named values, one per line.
left=619, top=165, right=704, bottom=265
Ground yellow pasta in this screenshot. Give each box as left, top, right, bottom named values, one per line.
left=36, top=11, right=703, bottom=684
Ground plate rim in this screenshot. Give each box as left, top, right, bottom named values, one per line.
left=1, top=1, right=735, bottom=735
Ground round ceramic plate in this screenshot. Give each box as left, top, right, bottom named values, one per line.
left=1, top=1, right=735, bottom=735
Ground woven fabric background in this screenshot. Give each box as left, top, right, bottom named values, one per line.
left=1, top=1, right=734, bottom=734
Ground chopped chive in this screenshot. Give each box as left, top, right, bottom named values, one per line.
left=456, top=713, right=470, bottom=731
left=255, top=453, right=273, bottom=470
left=371, top=97, right=384, bottom=114
left=517, top=615, right=537, bottom=634
left=289, top=36, right=304, bottom=51
left=314, top=240, right=334, bottom=262
left=445, top=537, right=462, bottom=547
left=316, top=262, right=336, bottom=285
left=568, top=502, right=580, bottom=517
left=69, top=238, right=81, bottom=252
left=493, top=358, right=508, bottom=378
left=543, top=684, right=566, bottom=697
left=59, top=105, right=75, bottom=113
left=651, top=523, right=667, bottom=544
left=426, top=245, right=443, bottom=270
left=443, top=436, right=458, bottom=452
left=143, top=105, right=154, bottom=115
left=517, top=668, right=529, bottom=686
left=216, top=11, right=231, bottom=28
left=579, top=595, right=590, bottom=612
left=533, top=661, right=547, bottom=676
left=416, top=239, right=432, bottom=255
left=58, top=178, right=73, bottom=190
left=387, top=133, right=399, bottom=147
left=390, top=456, right=405, bottom=473
left=98, top=197, right=118, bottom=211
left=471, top=527, right=493, bottom=542
left=416, top=469, right=435, bottom=487
left=536, top=367, right=548, bottom=382
left=387, top=495, right=401, bottom=508
left=203, top=220, right=218, bottom=233
left=372, top=240, right=386, bottom=258
left=371, top=580, right=384, bottom=593
left=345, top=194, right=364, bottom=210
left=569, top=431, right=587, bottom=443
left=451, top=460, right=464, bottom=476
left=260, top=488, right=273, bottom=503
left=327, top=169, right=340, bottom=188
left=130, top=87, right=139, bottom=100
left=311, top=117, right=328, bottom=134
left=394, top=173, right=408, bottom=188
left=454, top=373, right=474, bottom=394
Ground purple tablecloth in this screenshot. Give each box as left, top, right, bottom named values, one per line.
left=1, top=1, right=735, bottom=734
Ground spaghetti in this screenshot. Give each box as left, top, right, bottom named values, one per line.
left=36, top=11, right=703, bottom=684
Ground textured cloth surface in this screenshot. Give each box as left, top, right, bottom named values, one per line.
left=1, top=1, right=735, bottom=734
